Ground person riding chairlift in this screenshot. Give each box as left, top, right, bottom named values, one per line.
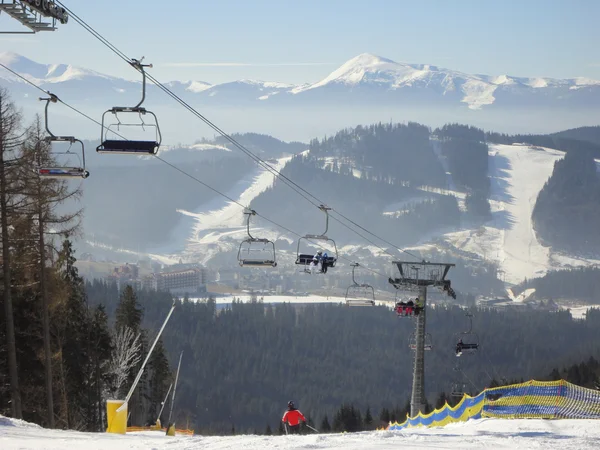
left=456, top=339, right=463, bottom=356
left=310, top=250, right=322, bottom=274
left=395, top=301, right=406, bottom=315
left=321, top=251, right=329, bottom=273
left=405, top=299, right=414, bottom=316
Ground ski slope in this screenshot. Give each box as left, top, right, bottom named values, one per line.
left=2, top=416, right=600, bottom=449
left=177, top=155, right=294, bottom=264
left=408, top=144, right=600, bottom=284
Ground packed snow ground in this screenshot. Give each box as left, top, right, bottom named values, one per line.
left=2, top=416, right=600, bottom=449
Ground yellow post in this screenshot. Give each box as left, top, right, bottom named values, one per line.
left=166, top=423, right=176, bottom=436
left=150, top=418, right=161, bottom=431
left=106, top=400, right=128, bottom=434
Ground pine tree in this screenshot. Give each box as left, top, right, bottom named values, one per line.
left=54, top=239, right=91, bottom=429
left=320, top=415, right=331, bottom=433
left=115, top=286, right=143, bottom=334
left=364, top=407, right=373, bottom=430
left=379, top=407, right=390, bottom=424
left=19, top=116, right=83, bottom=428
left=435, top=392, right=449, bottom=410
left=87, top=305, right=113, bottom=431
left=265, top=424, right=272, bottom=435
left=0, top=87, right=24, bottom=419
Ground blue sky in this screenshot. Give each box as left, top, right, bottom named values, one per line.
left=1, top=0, right=599, bottom=84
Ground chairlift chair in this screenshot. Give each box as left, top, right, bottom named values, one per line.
left=345, top=263, right=375, bottom=306
left=393, top=289, right=422, bottom=318
left=36, top=94, right=89, bottom=179
left=450, top=382, right=468, bottom=398
left=408, top=332, right=433, bottom=351
left=455, top=313, right=479, bottom=357
left=295, top=205, right=338, bottom=274
left=97, top=58, right=162, bottom=155
left=237, top=209, right=277, bottom=267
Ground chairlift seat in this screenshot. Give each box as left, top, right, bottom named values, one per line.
left=346, top=299, right=375, bottom=307
left=38, top=167, right=89, bottom=179
left=239, top=259, right=277, bottom=267
left=97, top=139, right=159, bottom=154
left=410, top=344, right=432, bottom=351
left=461, top=343, right=479, bottom=350
left=295, top=254, right=337, bottom=266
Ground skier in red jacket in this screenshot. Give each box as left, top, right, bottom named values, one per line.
left=282, top=401, right=306, bottom=434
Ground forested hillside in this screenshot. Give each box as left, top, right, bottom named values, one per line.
left=308, top=122, right=446, bottom=188
left=435, top=124, right=491, bottom=218
left=86, top=281, right=600, bottom=434
left=250, top=123, right=466, bottom=246
left=532, top=149, right=600, bottom=254
left=519, top=267, right=600, bottom=303
left=552, top=126, right=600, bottom=146
left=486, top=130, right=600, bottom=158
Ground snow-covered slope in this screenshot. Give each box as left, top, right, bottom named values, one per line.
left=2, top=415, right=600, bottom=449
left=407, top=144, right=600, bottom=284
left=178, top=155, right=295, bottom=264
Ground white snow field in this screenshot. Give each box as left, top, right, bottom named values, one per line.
left=2, top=416, right=600, bottom=449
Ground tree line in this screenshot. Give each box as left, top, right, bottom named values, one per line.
left=0, top=88, right=172, bottom=431
left=84, top=279, right=600, bottom=434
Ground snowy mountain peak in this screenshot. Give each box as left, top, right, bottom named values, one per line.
left=0, top=51, right=21, bottom=65
left=314, top=53, right=411, bottom=87
left=343, top=53, right=396, bottom=68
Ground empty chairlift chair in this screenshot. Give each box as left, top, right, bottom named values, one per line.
left=450, top=381, right=469, bottom=398
left=345, top=263, right=375, bottom=306
left=97, top=58, right=162, bottom=155
left=408, top=332, right=433, bottom=351
left=450, top=360, right=470, bottom=397
left=237, top=209, right=277, bottom=267
left=36, top=94, right=89, bottom=179
left=295, top=205, right=338, bottom=274
left=455, top=313, right=480, bottom=357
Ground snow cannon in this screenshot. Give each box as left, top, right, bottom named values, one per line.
left=106, top=399, right=128, bottom=434
left=166, top=422, right=176, bottom=436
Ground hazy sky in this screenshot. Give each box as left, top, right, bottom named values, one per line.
left=1, top=0, right=599, bottom=84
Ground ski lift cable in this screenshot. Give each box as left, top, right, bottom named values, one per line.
left=483, top=350, right=506, bottom=384
left=51, top=2, right=399, bottom=263
left=54, top=1, right=421, bottom=263
left=0, top=64, right=391, bottom=280
left=457, top=366, right=479, bottom=393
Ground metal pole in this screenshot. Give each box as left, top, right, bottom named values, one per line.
left=156, top=383, right=173, bottom=424
left=118, top=301, right=176, bottom=412
left=167, top=351, right=183, bottom=427
left=410, top=286, right=427, bottom=417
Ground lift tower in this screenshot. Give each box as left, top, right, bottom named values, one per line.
left=389, top=261, right=456, bottom=417
left=1, top=1, right=68, bottom=34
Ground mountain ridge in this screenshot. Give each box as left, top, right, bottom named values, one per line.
left=2, top=51, right=600, bottom=110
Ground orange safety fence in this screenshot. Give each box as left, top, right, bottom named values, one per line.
left=126, top=426, right=194, bottom=436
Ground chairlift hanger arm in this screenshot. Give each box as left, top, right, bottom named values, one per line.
left=244, top=209, right=257, bottom=241
left=130, top=57, right=153, bottom=109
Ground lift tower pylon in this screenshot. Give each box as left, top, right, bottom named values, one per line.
left=389, top=260, right=456, bottom=418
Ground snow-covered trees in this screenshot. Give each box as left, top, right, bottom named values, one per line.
left=105, top=326, right=141, bottom=400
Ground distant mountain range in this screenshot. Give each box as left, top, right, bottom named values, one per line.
left=1, top=51, right=599, bottom=142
